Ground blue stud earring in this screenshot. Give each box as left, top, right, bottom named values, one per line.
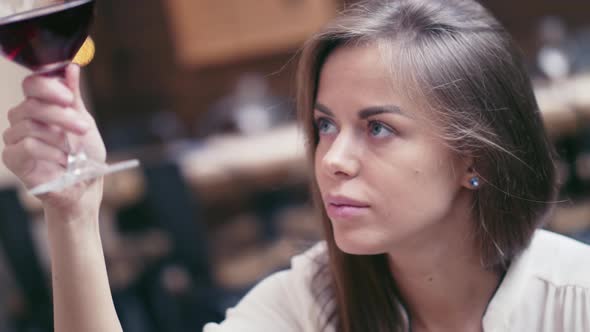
left=469, top=176, right=480, bottom=188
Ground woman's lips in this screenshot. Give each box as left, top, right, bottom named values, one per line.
left=325, top=195, right=370, bottom=219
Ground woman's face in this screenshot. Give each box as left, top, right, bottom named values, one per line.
left=314, top=45, right=474, bottom=255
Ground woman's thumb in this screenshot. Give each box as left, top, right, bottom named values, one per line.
left=64, top=64, right=85, bottom=111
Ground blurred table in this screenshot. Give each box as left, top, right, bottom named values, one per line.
left=93, top=72, right=590, bottom=206
left=15, top=124, right=308, bottom=211
left=8, top=73, right=590, bottom=213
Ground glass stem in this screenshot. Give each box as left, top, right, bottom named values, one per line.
left=64, top=132, right=87, bottom=175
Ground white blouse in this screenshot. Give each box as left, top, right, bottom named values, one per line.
left=204, top=230, right=590, bottom=331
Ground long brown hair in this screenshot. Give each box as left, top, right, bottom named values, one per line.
left=296, top=0, right=558, bottom=331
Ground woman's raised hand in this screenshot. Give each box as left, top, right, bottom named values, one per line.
left=2, top=64, right=106, bottom=217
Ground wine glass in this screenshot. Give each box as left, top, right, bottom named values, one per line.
left=0, top=0, right=139, bottom=195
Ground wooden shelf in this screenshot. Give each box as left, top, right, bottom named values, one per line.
left=164, top=0, right=338, bottom=67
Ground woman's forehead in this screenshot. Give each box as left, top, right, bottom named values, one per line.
left=320, top=45, right=393, bottom=84
left=316, top=45, right=426, bottom=118
left=315, top=44, right=446, bottom=134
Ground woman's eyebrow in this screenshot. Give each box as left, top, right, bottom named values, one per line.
left=314, top=103, right=334, bottom=116
left=314, top=103, right=408, bottom=119
left=358, top=105, right=406, bottom=119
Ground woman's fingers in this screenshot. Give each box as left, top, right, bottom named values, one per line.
left=3, top=119, right=67, bottom=150
left=7, top=98, right=90, bottom=135
left=2, top=137, right=68, bottom=179
left=22, top=74, right=74, bottom=107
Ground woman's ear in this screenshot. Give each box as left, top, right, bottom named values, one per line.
left=460, top=157, right=480, bottom=190
left=461, top=166, right=481, bottom=190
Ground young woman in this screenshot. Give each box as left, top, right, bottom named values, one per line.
left=3, top=0, right=590, bottom=331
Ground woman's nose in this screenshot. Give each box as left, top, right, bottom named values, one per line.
left=321, top=133, right=360, bottom=179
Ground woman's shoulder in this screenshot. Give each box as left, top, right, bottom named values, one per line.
left=484, top=230, right=590, bottom=331
left=203, top=242, right=330, bottom=332
left=527, top=229, right=590, bottom=287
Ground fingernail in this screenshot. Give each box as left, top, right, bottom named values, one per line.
left=68, top=64, right=80, bottom=78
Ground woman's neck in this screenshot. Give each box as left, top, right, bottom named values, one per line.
left=388, top=195, right=503, bottom=331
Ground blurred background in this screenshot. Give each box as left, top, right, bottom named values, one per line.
left=0, top=0, right=589, bottom=331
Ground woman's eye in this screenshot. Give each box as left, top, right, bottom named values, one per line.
left=316, top=118, right=337, bottom=135
left=368, top=121, right=395, bottom=138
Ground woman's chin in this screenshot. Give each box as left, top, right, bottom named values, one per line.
left=333, top=230, right=385, bottom=255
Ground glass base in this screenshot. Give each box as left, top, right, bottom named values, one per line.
left=28, top=158, right=140, bottom=196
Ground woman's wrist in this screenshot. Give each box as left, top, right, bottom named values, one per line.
left=44, top=204, right=100, bottom=227
left=42, top=178, right=104, bottom=227
left=45, top=203, right=102, bottom=259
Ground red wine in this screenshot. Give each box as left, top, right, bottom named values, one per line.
left=0, top=0, right=94, bottom=72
